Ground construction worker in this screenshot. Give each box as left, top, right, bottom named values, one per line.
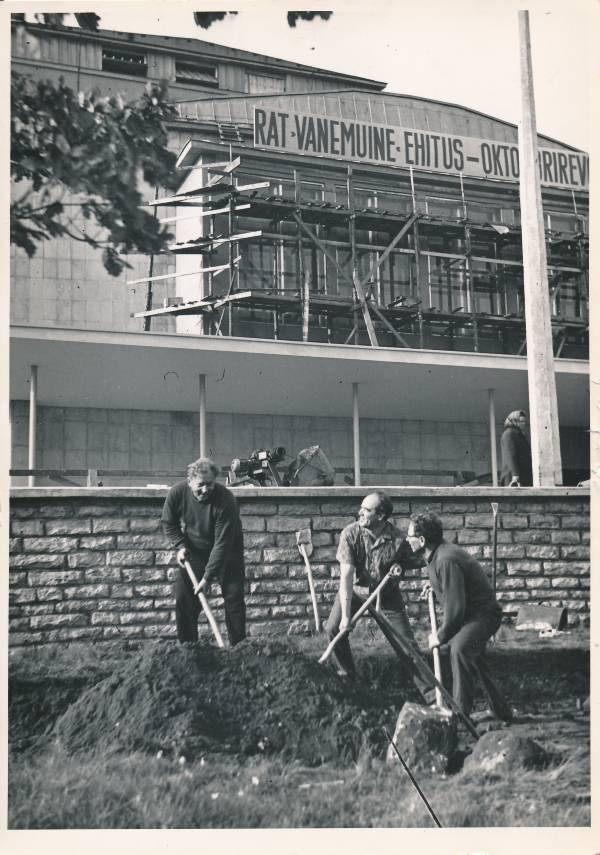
left=500, top=409, right=533, bottom=486
left=161, top=457, right=246, bottom=645
left=407, top=511, right=512, bottom=721
left=326, top=491, right=436, bottom=699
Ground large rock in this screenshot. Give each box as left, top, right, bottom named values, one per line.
left=386, top=701, right=457, bottom=775
left=464, top=731, right=551, bottom=775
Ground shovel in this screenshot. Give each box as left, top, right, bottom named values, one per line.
left=296, top=528, right=321, bottom=632
left=183, top=560, right=225, bottom=648
left=427, top=588, right=444, bottom=709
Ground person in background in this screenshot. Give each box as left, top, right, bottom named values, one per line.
left=326, top=491, right=436, bottom=701
left=407, top=511, right=512, bottom=722
left=161, top=457, right=246, bottom=645
left=500, top=409, right=533, bottom=486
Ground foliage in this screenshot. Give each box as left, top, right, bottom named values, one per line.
left=193, top=12, right=238, bottom=29
left=287, top=12, right=333, bottom=27
left=10, top=73, right=180, bottom=276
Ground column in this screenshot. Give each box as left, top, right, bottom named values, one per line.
left=28, top=365, right=38, bottom=487
left=353, top=382, right=361, bottom=487
left=488, top=389, right=498, bottom=486
left=199, top=373, right=207, bottom=458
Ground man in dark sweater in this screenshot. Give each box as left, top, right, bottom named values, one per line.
left=161, top=457, right=246, bottom=645
left=407, top=511, right=511, bottom=721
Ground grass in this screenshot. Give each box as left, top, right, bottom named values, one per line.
left=8, top=631, right=590, bottom=829
left=9, top=741, right=590, bottom=828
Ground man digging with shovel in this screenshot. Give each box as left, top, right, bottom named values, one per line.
left=324, top=491, right=436, bottom=702
left=407, top=511, right=512, bottom=724
left=161, top=457, right=246, bottom=646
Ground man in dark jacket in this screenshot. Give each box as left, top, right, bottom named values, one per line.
left=407, top=511, right=512, bottom=721
left=500, top=409, right=533, bottom=486
left=161, top=457, right=246, bottom=645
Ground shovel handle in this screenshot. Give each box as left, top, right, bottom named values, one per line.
left=427, top=589, right=444, bottom=708
left=319, top=570, right=394, bottom=664
left=299, top=544, right=321, bottom=632
left=183, top=560, right=225, bottom=648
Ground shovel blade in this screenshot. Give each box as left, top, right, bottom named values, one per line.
left=296, top=528, right=313, bottom=557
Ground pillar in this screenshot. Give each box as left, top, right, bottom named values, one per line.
left=488, top=389, right=498, bottom=486
left=352, top=382, right=361, bottom=487
left=28, top=365, right=38, bottom=487
left=518, top=10, right=563, bottom=485
left=199, top=373, right=207, bottom=458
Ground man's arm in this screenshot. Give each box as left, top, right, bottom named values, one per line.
left=160, top=489, right=186, bottom=549
left=436, top=560, right=466, bottom=644
left=339, top=562, right=355, bottom=627
left=202, top=499, right=238, bottom=585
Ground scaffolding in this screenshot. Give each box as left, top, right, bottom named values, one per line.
left=134, top=147, right=589, bottom=359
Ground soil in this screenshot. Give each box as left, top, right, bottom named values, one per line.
left=9, top=633, right=590, bottom=770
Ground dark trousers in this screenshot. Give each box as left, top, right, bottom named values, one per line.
left=174, top=549, right=246, bottom=646
left=448, top=612, right=511, bottom=719
left=325, top=589, right=435, bottom=698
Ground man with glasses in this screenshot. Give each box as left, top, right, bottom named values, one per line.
left=161, top=457, right=246, bottom=646
left=407, top=510, right=512, bottom=721
left=325, top=491, right=436, bottom=700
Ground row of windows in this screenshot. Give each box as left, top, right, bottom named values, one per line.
left=217, top=239, right=587, bottom=321
left=100, top=46, right=285, bottom=93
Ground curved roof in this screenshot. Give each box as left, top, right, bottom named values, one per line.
left=176, top=88, right=585, bottom=153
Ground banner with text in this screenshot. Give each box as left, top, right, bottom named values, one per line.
left=253, top=107, right=588, bottom=192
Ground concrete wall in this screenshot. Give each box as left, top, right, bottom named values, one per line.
left=9, top=487, right=590, bottom=648
left=10, top=401, right=590, bottom=487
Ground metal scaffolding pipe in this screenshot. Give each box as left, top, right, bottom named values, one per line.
left=353, top=382, right=361, bottom=486
left=28, top=365, right=38, bottom=487
left=488, top=388, right=498, bottom=486
left=199, top=373, right=207, bottom=458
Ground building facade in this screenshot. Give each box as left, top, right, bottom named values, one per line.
left=10, top=21, right=590, bottom=487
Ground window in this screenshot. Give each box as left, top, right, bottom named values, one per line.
left=245, top=72, right=285, bottom=94
left=101, top=47, right=147, bottom=77
left=175, top=61, right=218, bottom=87
left=425, top=196, right=464, bottom=219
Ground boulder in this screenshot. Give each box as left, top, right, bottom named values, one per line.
left=386, top=701, right=457, bottom=775
left=464, top=731, right=550, bottom=775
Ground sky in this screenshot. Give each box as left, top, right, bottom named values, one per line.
left=50, top=0, right=597, bottom=152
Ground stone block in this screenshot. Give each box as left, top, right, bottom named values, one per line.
left=45, top=520, right=92, bottom=536
left=37, top=587, right=64, bottom=601
left=83, top=568, right=122, bottom=582
left=29, top=613, right=88, bottom=629
left=549, top=577, right=580, bottom=589
left=386, top=702, right=457, bottom=775
left=129, top=519, right=161, bottom=533
left=79, top=536, right=116, bottom=550
left=119, top=611, right=166, bottom=624
left=23, top=537, right=79, bottom=553
left=483, top=545, right=525, bottom=559
left=263, top=547, right=300, bottom=564
left=240, top=516, right=266, bottom=532
left=464, top=514, right=490, bottom=529
left=276, top=502, right=318, bottom=516
left=441, top=501, right=476, bottom=513
left=524, top=545, right=560, bottom=559
left=505, top=560, right=542, bottom=576
left=63, top=584, right=111, bottom=599
left=115, top=534, right=166, bottom=549
left=46, top=627, right=104, bottom=642
left=239, top=502, right=278, bottom=515
left=243, top=532, right=276, bottom=549
left=33, top=570, right=83, bottom=585
left=67, top=552, right=106, bottom=568
left=500, top=515, right=529, bottom=529
left=121, top=504, right=163, bottom=518
left=271, top=605, right=306, bottom=618
left=133, top=584, right=172, bottom=598
left=9, top=538, right=22, bottom=554
left=11, top=520, right=44, bottom=536
left=92, top=518, right=129, bottom=533
left=155, top=550, right=176, bottom=565
left=108, top=550, right=154, bottom=566
left=543, top=561, right=589, bottom=576
left=120, top=567, right=166, bottom=583
left=457, top=530, right=489, bottom=544
left=9, top=589, right=36, bottom=604
left=523, top=577, right=550, bottom=589
left=91, top=613, right=121, bottom=626
left=319, top=500, right=358, bottom=515
left=110, top=584, right=135, bottom=598
left=528, top=514, right=560, bottom=529
left=560, top=514, right=589, bottom=530
left=74, top=504, right=121, bottom=518
left=243, top=549, right=262, bottom=564
left=559, top=545, right=590, bottom=560
left=266, top=516, right=311, bottom=532
left=512, top=530, right=551, bottom=544
left=312, top=516, right=355, bottom=531
left=463, top=732, right=550, bottom=775
left=550, top=530, right=580, bottom=544
left=9, top=631, right=46, bottom=647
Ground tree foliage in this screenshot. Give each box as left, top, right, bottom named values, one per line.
left=287, top=12, right=333, bottom=27
left=193, top=12, right=238, bottom=29
left=11, top=73, right=180, bottom=276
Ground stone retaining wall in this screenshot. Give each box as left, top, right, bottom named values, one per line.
left=9, top=487, right=590, bottom=647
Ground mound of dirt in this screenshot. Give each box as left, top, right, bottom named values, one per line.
left=53, top=639, right=403, bottom=765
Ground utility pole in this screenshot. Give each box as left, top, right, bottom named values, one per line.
left=518, top=10, right=563, bottom=485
